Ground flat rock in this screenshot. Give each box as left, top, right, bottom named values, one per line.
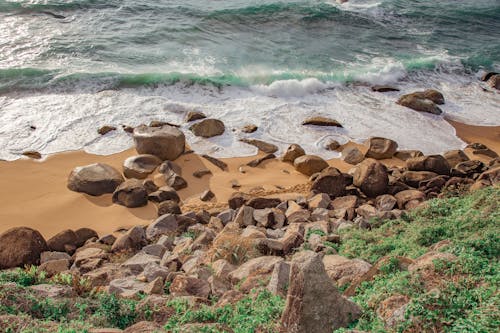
left=123, top=154, right=162, bottom=179
left=302, top=116, right=342, bottom=127
left=201, top=154, right=228, bottom=171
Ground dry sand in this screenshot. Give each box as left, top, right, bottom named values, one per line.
left=0, top=121, right=498, bottom=238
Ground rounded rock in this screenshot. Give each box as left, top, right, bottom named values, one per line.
left=133, top=125, right=185, bottom=161
left=67, top=163, right=124, bottom=196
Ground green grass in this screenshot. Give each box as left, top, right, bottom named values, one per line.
left=335, top=187, right=500, bottom=332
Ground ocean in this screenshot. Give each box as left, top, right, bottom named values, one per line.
left=0, top=0, right=499, bottom=160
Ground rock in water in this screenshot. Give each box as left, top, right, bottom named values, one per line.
left=240, top=139, right=279, bottom=154
left=97, top=125, right=116, bottom=135
left=365, top=137, right=398, bottom=160
left=189, top=118, right=225, bottom=138
left=280, top=251, right=361, bottom=333
left=488, top=74, right=500, bottom=90
left=294, top=155, right=329, bottom=176
left=67, top=163, right=124, bottom=196
left=133, top=125, right=185, bottom=161
left=302, top=116, right=343, bottom=127
left=123, top=154, right=162, bottom=179
left=397, top=91, right=443, bottom=115
left=0, top=227, right=48, bottom=269
left=185, top=111, right=206, bottom=122
left=112, top=179, right=148, bottom=208
left=352, top=159, right=389, bottom=197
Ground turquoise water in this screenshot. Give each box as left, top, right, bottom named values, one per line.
left=0, top=0, right=499, bottom=160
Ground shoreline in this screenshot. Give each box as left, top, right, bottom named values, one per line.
left=0, top=120, right=498, bottom=238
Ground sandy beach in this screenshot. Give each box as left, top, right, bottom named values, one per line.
left=0, top=121, right=498, bottom=239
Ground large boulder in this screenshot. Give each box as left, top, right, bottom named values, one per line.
left=0, top=227, right=48, bottom=269
left=282, top=144, right=306, bottom=163
left=397, top=91, right=443, bottom=115
left=311, top=167, right=349, bottom=197
left=352, top=159, right=389, bottom=197
left=401, top=171, right=439, bottom=188
left=123, top=154, right=162, bottom=179
left=407, top=155, right=450, bottom=175
left=47, top=229, right=78, bottom=253
left=322, top=255, right=372, bottom=287
left=133, top=125, right=185, bottom=160
left=280, top=251, right=362, bottom=333
left=112, top=179, right=148, bottom=208
left=189, top=118, right=225, bottom=138
left=365, top=137, right=398, bottom=160
left=443, top=150, right=469, bottom=169
left=67, top=163, right=124, bottom=196
left=294, top=155, right=329, bottom=176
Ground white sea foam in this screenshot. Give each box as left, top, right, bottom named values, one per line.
left=0, top=67, right=499, bottom=161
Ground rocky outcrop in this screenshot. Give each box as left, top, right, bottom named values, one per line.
left=294, top=155, right=329, bottom=176
left=189, top=118, right=225, bottom=138
left=0, top=227, right=48, bottom=269
left=280, top=251, right=361, bottom=333
left=365, top=137, right=398, bottom=160
left=67, top=163, right=124, bottom=196
left=112, top=179, right=148, bottom=208
left=302, top=116, right=342, bottom=127
left=123, top=154, right=162, bottom=179
left=133, top=125, right=185, bottom=160
left=352, top=159, right=388, bottom=197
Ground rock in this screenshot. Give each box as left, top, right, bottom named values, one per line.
left=40, top=251, right=71, bottom=264
left=0, top=227, right=48, bottom=269
left=193, top=168, right=212, bottom=178
left=146, top=214, right=178, bottom=240
left=228, top=192, right=251, bottom=210
left=109, top=277, right=147, bottom=298
left=247, top=197, right=282, bottom=209
left=472, top=147, right=499, bottom=159
left=452, top=160, right=486, bottom=177
left=407, top=155, right=450, bottom=175
left=402, top=171, right=439, bottom=187
left=471, top=166, right=500, bottom=190
left=279, top=251, right=362, bottom=333
left=397, top=92, right=443, bottom=115
left=39, top=259, right=70, bottom=277
left=98, top=125, right=116, bottom=135
left=308, top=193, right=331, bottom=209
left=267, top=261, right=291, bottom=296
left=342, top=147, right=364, bottom=164
left=170, top=275, right=211, bottom=298
left=112, top=179, right=148, bottom=208
left=67, top=163, right=124, bottom=196
left=371, top=85, right=400, bottom=92
left=133, top=125, right=185, bottom=161
left=122, top=252, right=160, bottom=274
left=142, top=244, right=167, bottom=258
left=322, top=255, right=372, bottom=287
left=111, top=226, right=146, bottom=252
left=365, top=137, right=398, bottom=160
left=164, top=171, right=188, bottom=191
left=75, top=228, right=99, bottom=247
left=142, top=179, right=159, bottom=194
left=375, top=194, right=397, bottom=211
left=247, top=153, right=275, bottom=167
left=302, top=116, right=342, bottom=127
left=408, top=251, right=456, bottom=272
left=443, top=150, right=469, bottom=168
left=395, top=190, right=426, bottom=210
left=190, top=118, right=225, bottom=138
left=324, top=139, right=341, bottom=151
left=201, top=154, right=228, bottom=171
left=158, top=160, right=182, bottom=175
left=200, top=190, right=215, bottom=202
left=185, top=111, right=206, bottom=122
left=242, top=124, right=258, bottom=133
left=229, top=256, right=284, bottom=283
left=352, top=159, right=389, bottom=197
left=294, top=155, right=329, bottom=176
left=142, top=263, right=170, bottom=282
left=158, top=200, right=181, bottom=216
left=123, top=321, right=163, bottom=333
left=394, top=150, right=423, bottom=161
left=286, top=201, right=311, bottom=223
left=377, top=295, right=410, bottom=328
left=122, top=125, right=134, bottom=133
left=22, top=150, right=42, bottom=159
left=234, top=206, right=255, bottom=227
left=481, top=72, right=498, bottom=82
left=73, top=247, right=108, bottom=273
left=47, top=229, right=77, bottom=253
left=253, top=208, right=285, bottom=229
left=240, top=139, right=278, bottom=154
left=123, top=154, right=162, bottom=179
left=311, top=167, right=348, bottom=197
left=282, top=144, right=306, bottom=163
left=30, top=284, right=73, bottom=298
left=148, top=186, right=180, bottom=203
left=488, top=74, right=500, bottom=90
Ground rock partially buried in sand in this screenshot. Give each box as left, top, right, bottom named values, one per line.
left=112, top=179, right=148, bottom=208
left=294, top=155, right=329, bottom=176
left=365, top=137, right=398, bottom=160
left=202, top=154, right=228, bottom=171
left=282, top=144, right=305, bottom=163
left=67, top=163, right=124, bottom=196
left=133, top=125, right=185, bottom=161
left=123, top=154, right=162, bottom=179
left=22, top=150, right=42, bottom=159
left=240, top=138, right=279, bottom=154
left=0, top=227, right=48, bottom=269
left=302, top=116, right=343, bottom=127
left=189, top=118, right=225, bottom=138
left=397, top=90, right=444, bottom=115
left=352, top=158, right=389, bottom=197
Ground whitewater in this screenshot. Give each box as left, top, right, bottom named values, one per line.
left=0, top=0, right=499, bottom=161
